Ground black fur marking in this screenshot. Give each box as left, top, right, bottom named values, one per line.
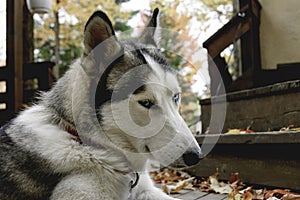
left=140, top=47, right=174, bottom=73
left=94, top=54, right=125, bottom=107
left=94, top=47, right=150, bottom=108
left=139, top=8, right=160, bottom=46
left=133, top=85, right=146, bottom=95
left=126, top=41, right=170, bottom=69
left=151, top=8, right=159, bottom=27
left=131, top=49, right=148, bottom=66
left=94, top=48, right=151, bottom=122
left=84, top=11, right=115, bottom=36
left=94, top=43, right=174, bottom=124
left=0, top=126, right=64, bottom=199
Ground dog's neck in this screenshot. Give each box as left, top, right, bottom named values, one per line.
left=41, top=60, right=88, bottom=126
left=41, top=78, right=75, bottom=126
left=40, top=61, right=148, bottom=172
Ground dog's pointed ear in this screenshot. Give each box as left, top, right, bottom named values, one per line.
left=139, top=8, right=161, bottom=47
left=83, top=11, right=122, bottom=58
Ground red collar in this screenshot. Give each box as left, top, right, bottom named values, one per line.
left=64, top=125, right=139, bottom=190
left=64, top=125, right=82, bottom=144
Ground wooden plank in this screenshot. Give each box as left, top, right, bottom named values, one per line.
left=170, top=189, right=190, bottom=197
left=203, top=14, right=251, bottom=59
left=200, top=81, right=300, bottom=132
left=188, top=154, right=300, bottom=190
left=155, top=184, right=228, bottom=200
left=202, top=92, right=300, bottom=132
left=196, top=193, right=227, bottom=200
left=171, top=190, right=208, bottom=199
left=196, top=132, right=300, bottom=145
left=191, top=132, right=300, bottom=190
left=200, top=80, right=300, bottom=105
left=153, top=184, right=192, bottom=196
left=203, top=0, right=261, bottom=59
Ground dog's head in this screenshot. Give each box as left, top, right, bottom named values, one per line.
left=82, top=9, right=202, bottom=169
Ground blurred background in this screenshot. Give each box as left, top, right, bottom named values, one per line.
left=0, top=0, right=234, bottom=130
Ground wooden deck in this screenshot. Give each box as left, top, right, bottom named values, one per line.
left=154, top=178, right=228, bottom=199
left=155, top=184, right=227, bottom=200
left=170, top=189, right=227, bottom=200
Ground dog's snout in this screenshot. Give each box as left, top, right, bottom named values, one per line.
left=182, top=149, right=202, bottom=166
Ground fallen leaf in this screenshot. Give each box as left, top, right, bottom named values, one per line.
left=162, top=177, right=195, bottom=194
left=151, top=169, right=300, bottom=199
left=209, top=175, right=233, bottom=194
left=225, top=129, right=241, bottom=134
left=279, top=125, right=300, bottom=132
left=282, top=194, right=300, bottom=200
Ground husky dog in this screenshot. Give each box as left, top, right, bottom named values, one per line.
left=0, top=8, right=202, bottom=200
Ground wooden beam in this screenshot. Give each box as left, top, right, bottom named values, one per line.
left=7, top=0, right=23, bottom=113
left=13, top=0, right=24, bottom=111
left=203, top=13, right=251, bottom=59
left=190, top=133, right=300, bottom=190
left=203, top=0, right=262, bottom=60
left=200, top=80, right=300, bottom=133
left=23, top=2, right=34, bottom=63
left=189, top=152, right=300, bottom=190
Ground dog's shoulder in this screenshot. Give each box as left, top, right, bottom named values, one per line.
left=0, top=114, right=65, bottom=199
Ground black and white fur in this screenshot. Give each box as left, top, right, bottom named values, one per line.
left=0, top=9, right=202, bottom=200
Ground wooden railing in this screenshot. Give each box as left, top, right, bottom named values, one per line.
left=0, top=65, right=15, bottom=125
left=0, top=62, right=55, bottom=126
left=203, top=0, right=262, bottom=95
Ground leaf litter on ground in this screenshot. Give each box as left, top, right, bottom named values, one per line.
left=150, top=168, right=300, bottom=199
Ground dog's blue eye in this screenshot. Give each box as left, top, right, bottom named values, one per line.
left=138, top=100, right=154, bottom=109
left=173, top=93, right=180, bottom=104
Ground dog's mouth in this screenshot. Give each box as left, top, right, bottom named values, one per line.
left=168, top=158, right=190, bottom=170
left=168, top=165, right=190, bottom=170
left=143, top=144, right=202, bottom=169
left=145, top=145, right=151, bottom=153
left=168, top=157, right=198, bottom=170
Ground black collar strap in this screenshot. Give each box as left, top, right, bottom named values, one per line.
left=130, top=172, right=139, bottom=191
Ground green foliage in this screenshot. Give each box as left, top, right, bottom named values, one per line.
left=34, top=0, right=132, bottom=76
left=58, top=43, right=81, bottom=76
left=34, top=0, right=232, bottom=77
left=160, top=30, right=184, bottom=70
left=35, top=39, right=55, bottom=62
left=114, top=20, right=131, bottom=32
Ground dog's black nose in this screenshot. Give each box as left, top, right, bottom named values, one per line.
left=183, top=150, right=202, bottom=166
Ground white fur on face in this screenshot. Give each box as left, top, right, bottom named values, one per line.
left=102, top=52, right=201, bottom=168
left=139, top=82, right=197, bottom=167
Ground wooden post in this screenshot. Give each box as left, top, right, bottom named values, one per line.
left=7, top=0, right=23, bottom=113
left=53, top=0, right=60, bottom=78
left=239, top=0, right=262, bottom=75
left=23, top=2, right=34, bottom=63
